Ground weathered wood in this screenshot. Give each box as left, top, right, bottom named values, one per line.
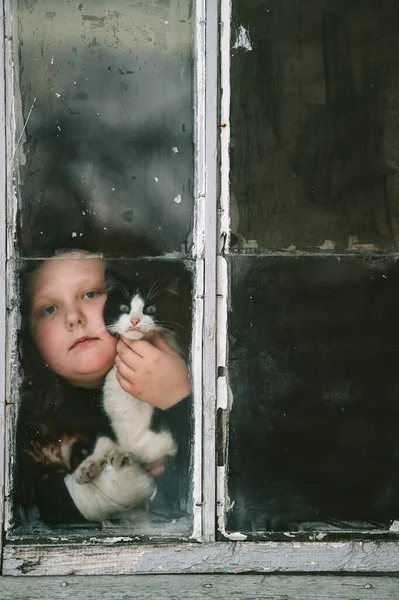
left=2, top=574, right=399, bottom=600
left=191, top=0, right=207, bottom=541
left=4, top=541, right=399, bottom=576
left=0, top=0, right=6, bottom=566
left=202, top=0, right=218, bottom=543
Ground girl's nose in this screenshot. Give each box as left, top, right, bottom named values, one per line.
left=66, top=306, right=86, bottom=330
left=130, top=315, right=140, bottom=327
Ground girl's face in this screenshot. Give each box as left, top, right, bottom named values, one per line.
left=28, top=254, right=117, bottom=388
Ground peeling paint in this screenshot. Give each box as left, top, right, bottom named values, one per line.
left=233, top=25, right=252, bottom=52
left=319, top=240, right=336, bottom=250
left=389, top=520, right=399, bottom=532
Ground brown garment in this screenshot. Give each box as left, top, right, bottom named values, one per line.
left=16, top=374, right=112, bottom=525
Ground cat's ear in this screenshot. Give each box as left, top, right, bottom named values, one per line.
left=104, top=268, right=118, bottom=292
left=165, top=277, right=180, bottom=296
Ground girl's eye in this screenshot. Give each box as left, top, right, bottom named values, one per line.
left=83, top=290, right=98, bottom=300
left=145, top=305, right=156, bottom=315
left=119, top=304, right=130, bottom=314
left=43, top=305, right=57, bottom=316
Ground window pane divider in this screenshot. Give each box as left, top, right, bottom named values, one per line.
left=201, top=0, right=219, bottom=543
left=0, top=0, right=7, bottom=567
left=216, top=0, right=235, bottom=541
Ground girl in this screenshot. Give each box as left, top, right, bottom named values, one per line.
left=16, top=250, right=192, bottom=526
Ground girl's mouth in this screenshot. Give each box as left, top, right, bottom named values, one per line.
left=70, top=336, right=98, bottom=350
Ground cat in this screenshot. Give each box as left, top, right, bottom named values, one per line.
left=74, top=272, right=180, bottom=490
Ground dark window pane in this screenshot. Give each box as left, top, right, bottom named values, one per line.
left=227, top=256, right=399, bottom=532
left=16, top=0, right=193, bottom=257
left=230, top=0, right=399, bottom=251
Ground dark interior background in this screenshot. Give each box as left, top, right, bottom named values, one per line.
left=230, top=0, right=399, bottom=251
left=227, top=256, right=399, bottom=532
left=227, top=0, right=399, bottom=534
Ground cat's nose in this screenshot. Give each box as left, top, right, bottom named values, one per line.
left=131, top=316, right=140, bottom=327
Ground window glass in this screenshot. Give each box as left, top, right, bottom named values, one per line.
left=225, top=0, right=399, bottom=536
left=11, top=0, right=194, bottom=538
left=17, top=0, right=193, bottom=257
left=230, top=0, right=399, bottom=251
left=227, top=256, right=399, bottom=533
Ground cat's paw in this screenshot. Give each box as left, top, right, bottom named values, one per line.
left=158, top=430, right=177, bottom=458
left=75, top=457, right=107, bottom=484
left=108, top=449, right=139, bottom=470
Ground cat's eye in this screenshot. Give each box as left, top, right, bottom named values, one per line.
left=119, top=304, right=130, bottom=314
left=144, top=305, right=157, bottom=315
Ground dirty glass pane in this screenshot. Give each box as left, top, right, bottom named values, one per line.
left=11, top=0, right=194, bottom=538
left=16, top=0, right=193, bottom=257
left=226, top=256, right=399, bottom=534
left=230, top=0, right=399, bottom=251
left=14, top=257, right=193, bottom=537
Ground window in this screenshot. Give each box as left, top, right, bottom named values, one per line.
left=2, top=0, right=399, bottom=578
left=220, top=0, right=399, bottom=543
left=3, top=0, right=203, bottom=562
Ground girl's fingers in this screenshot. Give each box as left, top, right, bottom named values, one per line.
left=115, top=368, right=135, bottom=396
left=118, top=336, right=145, bottom=358
left=116, top=339, right=143, bottom=366
left=115, top=355, right=135, bottom=380
left=119, top=336, right=157, bottom=359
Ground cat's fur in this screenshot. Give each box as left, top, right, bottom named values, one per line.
left=74, top=273, right=179, bottom=488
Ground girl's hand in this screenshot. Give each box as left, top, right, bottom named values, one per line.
left=115, top=334, right=191, bottom=409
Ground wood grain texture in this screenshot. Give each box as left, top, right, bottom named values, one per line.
left=202, top=0, right=218, bottom=543
left=0, top=0, right=6, bottom=562
left=2, top=574, right=399, bottom=599
left=4, top=541, right=399, bottom=576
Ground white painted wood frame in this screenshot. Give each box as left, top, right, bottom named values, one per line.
left=2, top=0, right=399, bottom=581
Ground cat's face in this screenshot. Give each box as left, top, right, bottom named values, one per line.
left=103, top=274, right=176, bottom=341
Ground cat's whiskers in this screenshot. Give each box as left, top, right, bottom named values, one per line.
left=147, top=279, right=160, bottom=300
left=105, top=276, right=118, bottom=293
left=155, top=319, right=184, bottom=332
left=115, top=279, right=131, bottom=299
left=154, top=325, right=181, bottom=339
left=147, top=278, right=168, bottom=302
left=103, top=320, right=122, bottom=336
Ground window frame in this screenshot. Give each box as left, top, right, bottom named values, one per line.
left=1, top=0, right=209, bottom=564
left=2, top=0, right=399, bottom=579
left=0, top=0, right=6, bottom=569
